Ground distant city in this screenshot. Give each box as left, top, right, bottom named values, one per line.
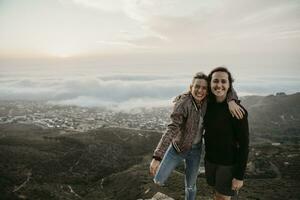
left=0, top=101, right=172, bottom=133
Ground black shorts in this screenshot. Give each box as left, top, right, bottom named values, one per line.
left=205, top=160, right=235, bottom=196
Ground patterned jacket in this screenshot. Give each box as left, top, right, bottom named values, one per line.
left=153, top=92, right=207, bottom=160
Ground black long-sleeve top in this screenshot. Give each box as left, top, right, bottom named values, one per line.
left=204, top=100, right=249, bottom=180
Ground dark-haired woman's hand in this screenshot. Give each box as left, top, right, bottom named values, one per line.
left=232, top=178, right=243, bottom=191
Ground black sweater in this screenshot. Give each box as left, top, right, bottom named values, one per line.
left=204, top=100, right=249, bottom=180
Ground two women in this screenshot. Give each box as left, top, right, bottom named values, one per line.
left=149, top=70, right=246, bottom=200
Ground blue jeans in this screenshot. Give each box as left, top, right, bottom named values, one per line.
left=153, top=143, right=202, bottom=200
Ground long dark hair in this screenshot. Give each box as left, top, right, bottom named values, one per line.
left=207, top=66, right=234, bottom=100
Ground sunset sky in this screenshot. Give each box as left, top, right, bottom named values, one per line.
left=1, top=0, right=299, bottom=70
left=6, top=0, right=299, bottom=58
left=0, top=0, right=299, bottom=108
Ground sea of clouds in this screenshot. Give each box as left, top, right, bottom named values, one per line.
left=0, top=70, right=189, bottom=109
left=0, top=68, right=299, bottom=110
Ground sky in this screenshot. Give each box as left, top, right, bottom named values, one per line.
left=0, top=0, right=299, bottom=108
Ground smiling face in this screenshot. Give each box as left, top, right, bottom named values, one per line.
left=210, top=71, right=230, bottom=102
left=190, top=78, right=208, bottom=104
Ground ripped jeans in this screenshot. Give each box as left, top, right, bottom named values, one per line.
left=153, top=143, right=202, bottom=200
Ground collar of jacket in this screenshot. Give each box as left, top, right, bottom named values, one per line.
left=190, top=92, right=203, bottom=111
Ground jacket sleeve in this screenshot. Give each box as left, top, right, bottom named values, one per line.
left=226, top=87, right=239, bottom=102
left=233, top=107, right=249, bottom=180
left=153, top=99, right=188, bottom=160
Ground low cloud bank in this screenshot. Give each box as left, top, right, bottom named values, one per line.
left=0, top=74, right=188, bottom=109
left=0, top=73, right=299, bottom=109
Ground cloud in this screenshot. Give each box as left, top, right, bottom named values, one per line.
left=48, top=96, right=171, bottom=111
left=1, top=0, right=299, bottom=58
left=1, top=72, right=299, bottom=110
left=123, top=0, right=300, bottom=53
left=69, top=0, right=124, bottom=12
left=96, top=37, right=164, bottom=49
left=235, top=75, right=300, bottom=96
left=0, top=74, right=189, bottom=105
left=123, top=0, right=210, bottom=22
left=97, top=74, right=181, bottom=81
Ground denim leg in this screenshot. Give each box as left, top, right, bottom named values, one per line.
left=154, top=144, right=183, bottom=186
left=184, top=144, right=202, bottom=200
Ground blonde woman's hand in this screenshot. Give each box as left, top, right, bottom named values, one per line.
left=228, top=100, right=245, bottom=119
left=149, top=159, right=160, bottom=176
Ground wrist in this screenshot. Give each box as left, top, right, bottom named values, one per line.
left=233, top=177, right=243, bottom=181
left=152, top=156, right=162, bottom=161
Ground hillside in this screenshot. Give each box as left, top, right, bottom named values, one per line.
left=241, top=92, right=300, bottom=144
left=0, top=124, right=160, bottom=200
left=0, top=93, right=299, bottom=199
left=0, top=123, right=299, bottom=200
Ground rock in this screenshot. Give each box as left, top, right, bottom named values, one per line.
left=151, top=192, right=174, bottom=200
left=144, top=192, right=174, bottom=200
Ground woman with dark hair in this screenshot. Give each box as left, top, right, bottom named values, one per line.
left=204, top=67, right=249, bottom=200
left=149, top=72, right=245, bottom=200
